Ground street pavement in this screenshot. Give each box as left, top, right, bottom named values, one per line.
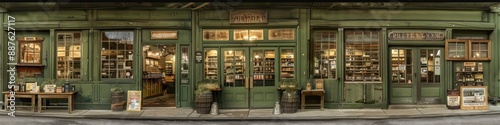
left=1, top=113, right=500, bottom=125
left=1, top=105, right=500, bottom=121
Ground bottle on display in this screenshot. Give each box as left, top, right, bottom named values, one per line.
left=64, top=80, right=71, bottom=93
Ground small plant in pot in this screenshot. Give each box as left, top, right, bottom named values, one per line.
left=194, top=80, right=213, bottom=114
left=110, top=87, right=125, bottom=111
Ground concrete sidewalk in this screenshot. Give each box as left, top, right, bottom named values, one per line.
left=2, top=105, right=500, bottom=121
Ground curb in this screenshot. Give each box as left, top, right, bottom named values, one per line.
left=8, top=111, right=500, bottom=121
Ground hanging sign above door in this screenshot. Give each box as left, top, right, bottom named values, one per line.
left=388, top=31, right=445, bottom=41
left=230, top=10, right=268, bottom=24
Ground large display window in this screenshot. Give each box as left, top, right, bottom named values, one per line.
left=101, top=31, right=134, bottom=79
left=312, top=31, right=337, bottom=79
left=344, top=30, right=381, bottom=82
left=56, top=32, right=82, bottom=79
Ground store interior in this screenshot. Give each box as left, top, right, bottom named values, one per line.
left=142, top=45, right=176, bottom=107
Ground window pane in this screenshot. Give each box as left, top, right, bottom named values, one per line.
left=313, top=31, right=336, bottom=79
left=345, top=30, right=381, bottom=82
left=57, top=32, right=82, bottom=79
left=101, top=31, right=134, bottom=79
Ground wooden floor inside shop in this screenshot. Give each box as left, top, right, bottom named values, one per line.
left=143, top=94, right=176, bottom=107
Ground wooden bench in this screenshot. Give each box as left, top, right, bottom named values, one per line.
left=38, top=92, right=76, bottom=113
left=3, top=92, right=36, bottom=112
left=301, top=90, right=325, bottom=111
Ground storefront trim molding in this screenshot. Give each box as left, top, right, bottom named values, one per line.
left=202, top=43, right=296, bottom=47
left=388, top=40, right=445, bottom=46
left=199, top=19, right=298, bottom=27
left=310, top=20, right=495, bottom=30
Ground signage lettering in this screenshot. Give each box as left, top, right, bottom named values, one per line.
left=230, top=10, right=268, bottom=24
left=151, top=31, right=177, bottom=40
left=388, top=32, right=445, bottom=40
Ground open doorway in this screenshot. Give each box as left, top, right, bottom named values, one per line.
left=142, top=45, right=176, bottom=107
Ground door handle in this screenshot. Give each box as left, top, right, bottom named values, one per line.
left=245, top=75, right=249, bottom=89
left=250, top=77, right=254, bottom=89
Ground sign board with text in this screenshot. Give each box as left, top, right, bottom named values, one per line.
left=388, top=31, right=445, bottom=41
left=151, top=31, right=177, bottom=40
left=460, top=86, right=488, bottom=110
left=230, top=10, right=268, bottom=24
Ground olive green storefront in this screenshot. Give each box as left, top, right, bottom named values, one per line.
left=1, top=4, right=500, bottom=110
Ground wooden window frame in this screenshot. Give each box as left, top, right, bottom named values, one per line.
left=18, top=37, right=43, bottom=65
left=468, top=40, right=491, bottom=61
left=445, top=39, right=469, bottom=60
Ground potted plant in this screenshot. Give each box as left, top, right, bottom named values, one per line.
left=194, top=80, right=213, bottom=114
left=281, top=80, right=299, bottom=113
left=110, top=86, right=125, bottom=111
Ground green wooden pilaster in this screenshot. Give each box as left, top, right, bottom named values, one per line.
left=81, top=30, right=89, bottom=81
left=298, top=8, right=310, bottom=86
left=337, top=28, right=345, bottom=103
left=491, top=6, right=500, bottom=97
left=381, top=28, right=388, bottom=106
left=445, top=28, right=453, bottom=90
left=49, top=29, right=55, bottom=79
left=1, top=11, right=5, bottom=96
left=134, top=29, right=142, bottom=90
left=192, top=10, right=200, bottom=108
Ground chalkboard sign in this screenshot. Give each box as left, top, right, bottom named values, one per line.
left=195, top=51, right=203, bottom=63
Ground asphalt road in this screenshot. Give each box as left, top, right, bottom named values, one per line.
left=1, top=114, right=500, bottom=125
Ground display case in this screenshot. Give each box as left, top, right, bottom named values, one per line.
left=280, top=49, right=294, bottom=79
left=445, top=39, right=468, bottom=60
left=17, top=37, right=44, bottom=78
left=454, top=62, right=484, bottom=88
left=204, top=49, right=218, bottom=80
left=344, top=31, right=381, bottom=82
left=468, top=40, right=490, bottom=60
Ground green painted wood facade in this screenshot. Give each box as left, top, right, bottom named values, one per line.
left=1, top=5, right=500, bottom=109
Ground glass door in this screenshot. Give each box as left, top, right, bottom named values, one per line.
left=390, top=48, right=415, bottom=104
left=390, top=47, right=443, bottom=104
left=417, top=48, right=442, bottom=104
left=250, top=48, right=278, bottom=108
left=221, top=48, right=249, bottom=108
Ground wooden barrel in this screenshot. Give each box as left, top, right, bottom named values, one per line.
left=111, top=92, right=125, bottom=111
left=281, top=91, right=299, bottom=113
left=195, top=91, right=213, bottom=114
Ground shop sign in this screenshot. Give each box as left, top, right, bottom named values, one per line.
left=460, top=86, right=488, bottom=110
left=127, top=90, right=142, bottom=111
left=195, top=51, right=203, bottom=63
left=388, top=31, right=445, bottom=40
left=230, top=10, right=268, bottom=24
left=151, top=31, right=177, bottom=40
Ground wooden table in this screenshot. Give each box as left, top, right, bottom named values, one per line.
left=3, top=92, right=37, bottom=112
left=301, top=89, right=325, bottom=111
left=38, top=92, right=76, bottom=113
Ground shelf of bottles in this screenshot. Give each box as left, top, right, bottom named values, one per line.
left=454, top=62, right=484, bottom=89
left=205, top=50, right=218, bottom=80
left=224, top=50, right=245, bottom=87
left=280, top=49, right=294, bottom=79
left=344, top=31, right=381, bottom=82
left=253, top=50, right=276, bottom=87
